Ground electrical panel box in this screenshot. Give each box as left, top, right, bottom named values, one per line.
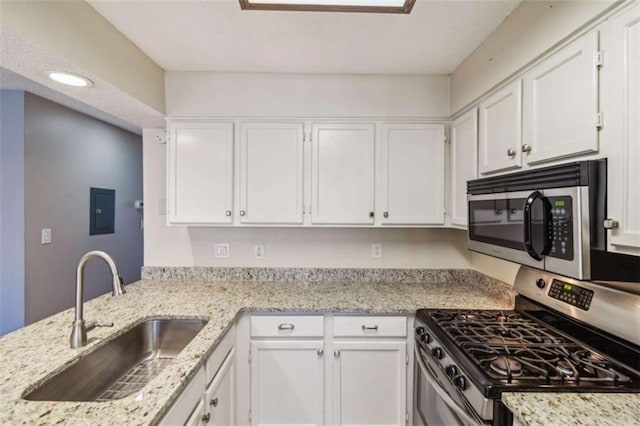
left=90, top=187, right=115, bottom=235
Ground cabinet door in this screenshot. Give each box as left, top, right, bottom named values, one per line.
left=380, top=123, right=445, bottom=225
left=240, top=123, right=304, bottom=224
left=332, top=341, right=406, bottom=426
left=605, top=3, right=640, bottom=254
left=250, top=340, right=324, bottom=426
left=311, top=123, right=375, bottom=224
left=478, top=80, right=523, bottom=175
left=167, top=121, right=234, bottom=224
left=450, top=109, right=478, bottom=227
left=185, top=398, right=207, bottom=426
left=205, top=349, right=235, bottom=426
left=523, top=31, right=600, bottom=164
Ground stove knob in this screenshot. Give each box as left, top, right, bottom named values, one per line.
left=420, top=333, right=431, bottom=344
left=445, top=365, right=458, bottom=377
left=415, top=326, right=425, bottom=336
left=431, top=347, right=444, bottom=360
left=536, top=278, right=546, bottom=289
left=453, top=375, right=467, bottom=390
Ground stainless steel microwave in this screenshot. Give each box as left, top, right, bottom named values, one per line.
left=467, top=160, right=640, bottom=283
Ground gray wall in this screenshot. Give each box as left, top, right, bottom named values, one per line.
left=0, top=91, right=26, bottom=334
left=23, top=93, right=143, bottom=324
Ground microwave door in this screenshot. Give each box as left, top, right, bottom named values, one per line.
left=468, top=191, right=544, bottom=269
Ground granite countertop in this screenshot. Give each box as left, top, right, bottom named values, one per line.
left=0, top=274, right=637, bottom=425
left=502, top=392, right=640, bottom=426
left=0, top=275, right=514, bottom=425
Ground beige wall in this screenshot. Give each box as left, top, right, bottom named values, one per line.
left=165, top=72, right=450, bottom=118
left=450, top=0, right=618, bottom=114
left=0, top=0, right=165, bottom=113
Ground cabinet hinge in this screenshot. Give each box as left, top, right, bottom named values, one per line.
left=406, top=353, right=409, bottom=365
left=309, top=131, right=312, bottom=142
left=595, top=50, right=604, bottom=69
left=596, top=112, right=604, bottom=130
left=444, top=135, right=449, bottom=144
left=303, top=132, right=306, bottom=142
left=248, top=353, right=251, bottom=363
left=406, top=411, right=409, bottom=425
left=248, top=410, right=252, bottom=422
left=443, top=208, right=447, bottom=216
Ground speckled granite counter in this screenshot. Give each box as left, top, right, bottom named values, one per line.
left=0, top=275, right=514, bottom=425
left=502, top=392, right=640, bottom=426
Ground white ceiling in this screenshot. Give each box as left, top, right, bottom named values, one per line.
left=89, top=0, right=522, bottom=74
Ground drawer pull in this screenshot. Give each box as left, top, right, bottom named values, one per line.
left=202, top=413, right=211, bottom=423
left=210, top=397, right=218, bottom=407
left=362, top=325, right=379, bottom=331
left=277, top=323, right=295, bottom=331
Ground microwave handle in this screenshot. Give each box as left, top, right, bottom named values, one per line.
left=524, top=191, right=551, bottom=261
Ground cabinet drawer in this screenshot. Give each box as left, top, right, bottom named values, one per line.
left=251, top=315, right=324, bottom=337
left=160, top=366, right=206, bottom=425
left=333, top=316, right=407, bottom=337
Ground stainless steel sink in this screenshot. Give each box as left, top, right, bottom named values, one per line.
left=24, top=318, right=208, bottom=402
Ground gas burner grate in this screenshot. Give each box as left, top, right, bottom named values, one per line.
left=429, top=309, right=633, bottom=385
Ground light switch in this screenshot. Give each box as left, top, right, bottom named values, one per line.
left=215, top=243, right=230, bottom=259
left=371, top=243, right=382, bottom=259
left=254, top=244, right=265, bottom=259
left=41, top=228, right=52, bottom=245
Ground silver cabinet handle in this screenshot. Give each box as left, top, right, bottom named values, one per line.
left=522, top=144, right=532, bottom=153
left=202, top=413, right=211, bottom=423
left=383, top=211, right=389, bottom=218
left=277, top=323, right=294, bottom=330
left=317, top=349, right=324, bottom=356
left=225, top=210, right=232, bottom=216
left=362, top=325, right=379, bottom=331
left=240, top=210, right=246, bottom=216
left=604, top=219, right=619, bottom=229
left=210, top=397, right=218, bottom=407
left=507, top=148, right=516, bottom=157
left=334, top=350, right=341, bottom=357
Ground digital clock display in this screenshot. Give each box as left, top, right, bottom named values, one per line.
left=564, top=283, right=573, bottom=291
left=555, top=200, right=566, bottom=207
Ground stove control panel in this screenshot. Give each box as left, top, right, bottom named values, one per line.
left=548, top=279, right=593, bottom=310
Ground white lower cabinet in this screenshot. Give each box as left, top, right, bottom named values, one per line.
left=246, top=314, right=410, bottom=426
left=332, top=341, right=407, bottom=426
left=250, top=340, right=325, bottom=425
left=161, top=328, right=236, bottom=426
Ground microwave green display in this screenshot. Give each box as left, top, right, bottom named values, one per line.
left=555, top=200, right=566, bottom=207
left=564, top=283, right=573, bottom=291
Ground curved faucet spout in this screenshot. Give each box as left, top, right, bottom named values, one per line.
left=70, top=251, right=125, bottom=348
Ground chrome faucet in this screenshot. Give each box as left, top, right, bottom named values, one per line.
left=70, top=251, right=126, bottom=348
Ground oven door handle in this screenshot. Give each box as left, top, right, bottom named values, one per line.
left=414, top=346, right=483, bottom=426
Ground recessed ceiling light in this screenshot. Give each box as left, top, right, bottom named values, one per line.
left=239, top=0, right=415, bottom=14
left=46, top=71, right=94, bottom=87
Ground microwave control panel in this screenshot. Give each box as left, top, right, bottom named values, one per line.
left=548, top=280, right=593, bottom=310
left=547, top=196, right=574, bottom=260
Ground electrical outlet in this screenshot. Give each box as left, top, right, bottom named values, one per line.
left=371, top=243, right=382, bottom=259
left=41, top=228, right=52, bottom=245
left=254, top=244, right=265, bottom=259
left=215, top=243, right=230, bottom=259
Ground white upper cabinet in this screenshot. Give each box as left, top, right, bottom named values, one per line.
left=603, top=3, right=640, bottom=255
left=523, top=31, right=600, bottom=165
left=380, top=123, right=446, bottom=225
left=167, top=121, right=234, bottom=224
left=450, top=109, right=478, bottom=227
left=311, top=123, right=375, bottom=225
left=478, top=80, right=523, bottom=175
left=239, top=122, right=304, bottom=224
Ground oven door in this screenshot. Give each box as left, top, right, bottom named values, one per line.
left=467, top=190, right=546, bottom=269
left=414, top=346, right=486, bottom=426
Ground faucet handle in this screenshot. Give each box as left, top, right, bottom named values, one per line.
left=85, top=321, right=114, bottom=332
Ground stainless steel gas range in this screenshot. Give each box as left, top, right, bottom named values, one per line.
left=414, top=266, right=640, bottom=425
